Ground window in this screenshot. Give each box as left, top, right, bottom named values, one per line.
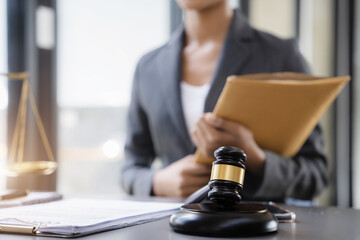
left=0, top=0, right=7, bottom=190
left=297, top=0, right=335, bottom=206
left=249, top=0, right=296, bottom=39
left=57, top=0, right=169, bottom=195
left=353, top=0, right=360, bottom=209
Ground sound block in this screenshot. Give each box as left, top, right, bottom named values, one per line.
left=170, top=203, right=278, bottom=236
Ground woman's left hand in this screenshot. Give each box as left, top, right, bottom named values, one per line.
left=191, top=113, right=266, bottom=176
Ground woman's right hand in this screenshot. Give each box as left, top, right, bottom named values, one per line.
left=152, top=155, right=211, bottom=198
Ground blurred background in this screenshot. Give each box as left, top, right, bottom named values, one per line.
left=0, top=0, right=359, bottom=208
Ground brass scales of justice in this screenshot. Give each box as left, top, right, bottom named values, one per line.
left=1, top=72, right=57, bottom=177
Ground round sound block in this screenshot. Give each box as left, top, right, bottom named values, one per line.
left=170, top=203, right=278, bottom=236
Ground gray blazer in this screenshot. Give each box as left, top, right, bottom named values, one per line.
left=121, top=11, right=328, bottom=201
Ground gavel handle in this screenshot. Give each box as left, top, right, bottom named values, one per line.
left=184, top=185, right=210, bottom=204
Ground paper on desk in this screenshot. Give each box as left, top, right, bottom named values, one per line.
left=0, top=199, right=182, bottom=237
left=195, top=72, right=350, bottom=164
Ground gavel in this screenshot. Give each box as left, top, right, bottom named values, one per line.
left=170, top=146, right=278, bottom=236
left=208, top=146, right=246, bottom=207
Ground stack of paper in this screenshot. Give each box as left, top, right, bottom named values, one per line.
left=0, top=199, right=181, bottom=237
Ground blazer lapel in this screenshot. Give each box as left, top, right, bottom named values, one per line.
left=204, top=11, right=254, bottom=112
left=157, top=26, right=195, bottom=152
left=156, top=12, right=255, bottom=152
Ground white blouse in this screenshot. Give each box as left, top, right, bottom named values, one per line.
left=180, top=81, right=211, bottom=136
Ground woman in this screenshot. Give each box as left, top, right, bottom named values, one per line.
left=121, top=0, right=328, bottom=201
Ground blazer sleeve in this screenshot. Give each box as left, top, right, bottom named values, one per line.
left=244, top=39, right=328, bottom=201
left=120, top=63, right=156, bottom=196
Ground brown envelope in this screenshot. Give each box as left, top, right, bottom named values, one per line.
left=194, top=72, right=350, bottom=164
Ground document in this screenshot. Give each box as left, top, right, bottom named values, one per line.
left=0, top=199, right=181, bottom=237
left=195, top=72, right=350, bottom=164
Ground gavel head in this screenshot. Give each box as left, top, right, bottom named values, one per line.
left=208, top=146, right=246, bottom=207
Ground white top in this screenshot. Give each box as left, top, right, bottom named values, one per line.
left=180, top=81, right=211, bottom=136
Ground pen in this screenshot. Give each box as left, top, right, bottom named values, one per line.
left=0, top=189, right=29, bottom=201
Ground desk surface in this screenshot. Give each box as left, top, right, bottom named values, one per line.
left=1, top=203, right=360, bottom=240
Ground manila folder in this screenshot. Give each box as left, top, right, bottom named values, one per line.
left=195, top=72, right=350, bottom=164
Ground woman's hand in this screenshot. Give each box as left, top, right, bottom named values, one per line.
left=152, top=155, right=211, bottom=198
left=191, top=113, right=266, bottom=176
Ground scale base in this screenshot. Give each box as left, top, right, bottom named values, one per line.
left=170, top=203, right=278, bottom=237
left=5, top=161, right=57, bottom=177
